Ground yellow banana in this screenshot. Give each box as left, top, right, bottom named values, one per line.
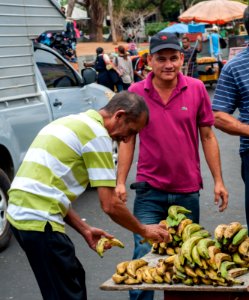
left=150, top=267, right=164, bottom=283
left=109, top=238, right=125, bottom=248
left=164, top=254, right=176, bottom=265
left=201, top=278, right=213, bottom=285
left=124, top=275, right=141, bottom=285
left=214, top=252, right=232, bottom=271
left=116, top=261, right=130, bottom=275
left=176, top=218, right=193, bottom=237
left=238, top=237, right=249, bottom=259
left=174, top=253, right=185, bottom=273
left=166, top=247, right=175, bottom=256
left=168, top=205, right=192, bottom=220
left=141, top=266, right=154, bottom=284
left=224, top=222, right=242, bottom=239
left=214, top=224, right=228, bottom=242
left=195, top=267, right=208, bottom=279
left=184, top=265, right=198, bottom=278
left=135, top=268, right=144, bottom=283
left=159, top=242, right=167, bottom=249
left=196, top=238, right=215, bottom=259
left=205, top=268, right=225, bottom=283
left=163, top=271, right=172, bottom=284
left=112, top=273, right=129, bottom=284
left=96, top=237, right=110, bottom=258
left=200, top=258, right=208, bottom=269
left=182, top=277, right=194, bottom=286
left=127, top=259, right=148, bottom=278
left=227, top=267, right=248, bottom=278
left=193, top=276, right=200, bottom=285
left=206, top=245, right=221, bottom=270
left=159, top=219, right=169, bottom=229
left=156, top=259, right=167, bottom=276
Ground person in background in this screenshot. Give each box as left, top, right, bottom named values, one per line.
left=208, top=26, right=222, bottom=61
left=127, top=36, right=138, bottom=56
left=181, top=35, right=202, bottom=78
left=212, top=6, right=249, bottom=230
left=132, top=52, right=149, bottom=82
left=116, top=32, right=228, bottom=300
left=115, top=45, right=134, bottom=91
left=7, top=91, right=169, bottom=300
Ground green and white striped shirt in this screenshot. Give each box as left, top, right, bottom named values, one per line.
left=7, top=110, right=116, bottom=233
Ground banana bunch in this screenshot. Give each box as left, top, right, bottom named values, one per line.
left=96, top=237, right=124, bottom=258
left=214, top=222, right=249, bottom=255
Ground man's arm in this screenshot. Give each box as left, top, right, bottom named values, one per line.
left=214, top=111, right=249, bottom=136
left=115, top=135, right=136, bottom=201
left=97, top=186, right=169, bottom=243
left=196, top=35, right=203, bottom=52
left=200, top=126, right=228, bottom=211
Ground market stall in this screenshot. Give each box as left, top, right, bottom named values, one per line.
left=197, top=56, right=220, bottom=86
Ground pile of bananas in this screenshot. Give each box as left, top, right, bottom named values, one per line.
left=111, top=205, right=249, bottom=286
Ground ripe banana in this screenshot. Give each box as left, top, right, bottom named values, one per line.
left=214, top=252, right=232, bottom=271
left=232, top=228, right=248, bottom=246
left=224, top=222, right=242, bottom=239
left=163, top=271, right=172, bottom=284
left=141, top=266, right=154, bottom=284
left=182, top=223, right=203, bottom=242
left=184, top=265, right=197, bottom=278
left=166, top=247, right=175, bottom=256
left=135, top=268, right=144, bottom=283
left=96, top=237, right=124, bottom=258
left=164, top=254, right=176, bottom=265
left=150, top=267, right=164, bottom=283
left=176, top=218, right=193, bottom=237
left=124, top=275, right=141, bottom=285
left=112, top=273, right=129, bottom=284
left=227, top=267, right=248, bottom=278
left=174, top=253, right=185, bottom=273
left=168, top=205, right=192, bottom=220
left=201, top=278, right=213, bottom=285
left=238, top=237, right=249, bottom=259
left=181, top=236, right=203, bottom=263
left=206, top=245, right=221, bottom=270
left=196, top=238, right=215, bottom=259
left=191, top=245, right=203, bottom=267
left=156, top=259, right=167, bottom=276
left=126, top=259, right=148, bottom=278
left=214, top=224, right=228, bottom=242
left=195, top=267, right=209, bottom=279
left=116, top=261, right=130, bottom=275
left=205, top=268, right=225, bottom=283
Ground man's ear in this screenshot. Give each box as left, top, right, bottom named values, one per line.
left=114, top=110, right=126, bottom=120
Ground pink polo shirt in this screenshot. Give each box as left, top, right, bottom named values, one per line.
left=128, top=72, right=214, bottom=193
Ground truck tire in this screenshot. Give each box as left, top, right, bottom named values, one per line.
left=0, top=169, right=11, bottom=251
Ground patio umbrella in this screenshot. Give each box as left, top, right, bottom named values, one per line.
left=178, top=0, right=247, bottom=25
left=160, top=23, right=188, bottom=34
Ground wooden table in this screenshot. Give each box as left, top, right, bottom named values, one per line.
left=100, top=253, right=249, bottom=300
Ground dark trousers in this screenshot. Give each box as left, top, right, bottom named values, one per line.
left=241, top=151, right=249, bottom=229
left=10, top=223, right=87, bottom=300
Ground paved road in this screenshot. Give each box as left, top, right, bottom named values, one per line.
left=0, top=87, right=246, bottom=300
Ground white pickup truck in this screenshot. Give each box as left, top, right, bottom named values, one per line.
left=0, top=41, right=114, bottom=251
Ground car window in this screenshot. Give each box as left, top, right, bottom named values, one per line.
left=34, top=48, right=78, bottom=89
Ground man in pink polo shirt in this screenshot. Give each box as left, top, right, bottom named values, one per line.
left=116, top=32, right=229, bottom=300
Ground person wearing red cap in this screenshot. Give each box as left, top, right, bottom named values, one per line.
left=116, top=32, right=229, bottom=300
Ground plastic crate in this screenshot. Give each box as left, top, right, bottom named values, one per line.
left=199, top=72, right=218, bottom=82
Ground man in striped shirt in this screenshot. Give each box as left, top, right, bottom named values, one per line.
left=7, top=91, right=169, bottom=300
left=212, top=6, right=249, bottom=231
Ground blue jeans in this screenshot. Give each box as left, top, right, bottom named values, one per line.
left=129, top=182, right=200, bottom=300
left=240, top=151, right=249, bottom=230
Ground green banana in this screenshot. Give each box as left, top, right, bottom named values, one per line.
left=196, top=238, right=215, bottom=259
left=181, top=236, right=203, bottom=263
left=191, top=229, right=211, bottom=239
left=168, top=205, right=192, bottom=220
left=173, top=253, right=185, bottom=273
left=182, top=277, right=194, bottom=286
left=182, top=223, right=203, bottom=242
left=232, top=252, right=248, bottom=266
left=232, top=228, right=248, bottom=246
left=218, top=261, right=236, bottom=278
left=191, top=245, right=203, bottom=267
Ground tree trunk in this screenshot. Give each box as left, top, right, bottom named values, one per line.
left=108, top=0, right=117, bottom=45
left=67, top=0, right=76, bottom=17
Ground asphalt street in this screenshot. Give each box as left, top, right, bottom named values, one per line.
left=0, top=86, right=246, bottom=300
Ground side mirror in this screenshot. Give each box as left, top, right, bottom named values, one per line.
left=81, top=67, right=97, bottom=85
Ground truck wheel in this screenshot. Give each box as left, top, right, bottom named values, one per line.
left=0, top=169, right=11, bottom=251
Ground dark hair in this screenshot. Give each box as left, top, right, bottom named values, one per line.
left=96, top=47, right=104, bottom=55
left=182, top=36, right=190, bottom=42
left=102, top=91, right=149, bottom=125
left=243, top=6, right=249, bottom=35
left=118, top=45, right=128, bottom=60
